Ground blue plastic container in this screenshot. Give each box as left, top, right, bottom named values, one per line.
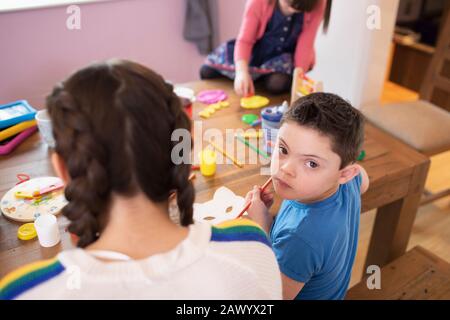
left=261, top=101, right=288, bottom=154
left=0, top=100, right=37, bottom=129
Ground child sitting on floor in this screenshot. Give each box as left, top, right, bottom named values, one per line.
left=245, top=92, right=369, bottom=300
left=200, top=0, right=331, bottom=96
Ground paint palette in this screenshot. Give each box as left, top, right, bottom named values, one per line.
left=193, top=187, right=246, bottom=225
left=0, top=177, right=67, bottom=222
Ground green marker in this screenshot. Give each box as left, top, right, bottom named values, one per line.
left=357, top=150, right=366, bottom=161
left=235, top=134, right=270, bottom=159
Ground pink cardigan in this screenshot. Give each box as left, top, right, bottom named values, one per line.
left=234, top=0, right=326, bottom=72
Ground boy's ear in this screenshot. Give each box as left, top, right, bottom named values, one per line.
left=51, top=152, right=70, bottom=184
left=337, top=163, right=360, bottom=185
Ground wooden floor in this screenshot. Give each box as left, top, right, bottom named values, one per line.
left=349, top=82, right=450, bottom=288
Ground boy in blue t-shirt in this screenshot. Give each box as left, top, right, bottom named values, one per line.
left=246, top=92, right=369, bottom=300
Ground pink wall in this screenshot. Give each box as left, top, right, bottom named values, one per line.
left=0, top=0, right=246, bottom=109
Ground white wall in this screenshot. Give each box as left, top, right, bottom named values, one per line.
left=0, top=0, right=398, bottom=109
left=309, top=0, right=400, bottom=108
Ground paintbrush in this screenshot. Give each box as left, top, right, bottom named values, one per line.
left=236, top=177, right=273, bottom=219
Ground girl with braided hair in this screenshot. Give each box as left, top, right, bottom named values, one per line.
left=0, top=60, right=281, bottom=300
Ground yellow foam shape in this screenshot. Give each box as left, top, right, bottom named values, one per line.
left=240, top=96, right=269, bottom=109
left=211, top=103, right=222, bottom=110
left=220, top=101, right=230, bottom=108
left=199, top=111, right=210, bottom=119
left=204, top=107, right=215, bottom=115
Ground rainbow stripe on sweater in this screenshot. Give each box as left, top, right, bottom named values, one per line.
left=0, top=257, right=65, bottom=300
left=211, top=219, right=271, bottom=247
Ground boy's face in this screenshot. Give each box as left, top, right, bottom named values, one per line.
left=270, top=121, right=356, bottom=203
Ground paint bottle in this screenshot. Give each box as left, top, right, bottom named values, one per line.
left=199, top=149, right=217, bottom=177
left=261, top=101, right=288, bottom=154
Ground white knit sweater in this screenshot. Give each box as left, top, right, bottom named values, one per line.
left=1, top=219, right=282, bottom=300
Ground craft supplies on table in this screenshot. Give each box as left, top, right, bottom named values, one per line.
left=261, top=101, right=288, bottom=154
left=34, top=214, right=61, bottom=247
left=0, top=126, right=37, bottom=156
left=0, top=100, right=39, bottom=155
left=35, top=109, right=55, bottom=148
left=174, top=86, right=195, bottom=118
left=193, top=178, right=273, bottom=225
left=17, top=223, right=37, bottom=241
left=198, top=100, right=229, bottom=119
left=235, top=134, right=270, bottom=159
left=357, top=150, right=366, bottom=161
left=208, top=139, right=243, bottom=168
left=193, top=187, right=246, bottom=224
left=240, top=95, right=270, bottom=109
left=0, top=176, right=67, bottom=222
left=250, top=119, right=262, bottom=127
left=0, top=120, right=36, bottom=141
left=0, top=100, right=37, bottom=129
left=197, top=90, right=228, bottom=104
left=199, top=149, right=217, bottom=177
left=15, top=180, right=64, bottom=199
left=241, top=114, right=259, bottom=125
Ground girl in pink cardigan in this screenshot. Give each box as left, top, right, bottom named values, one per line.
left=200, top=0, right=331, bottom=96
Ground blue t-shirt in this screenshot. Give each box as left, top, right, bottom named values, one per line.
left=269, top=174, right=362, bottom=300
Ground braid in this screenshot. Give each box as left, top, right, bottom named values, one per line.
left=48, top=89, right=111, bottom=248
left=165, top=83, right=195, bottom=226
left=171, top=165, right=195, bottom=226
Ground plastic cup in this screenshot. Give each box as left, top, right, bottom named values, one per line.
left=174, top=87, right=195, bottom=118
left=261, top=108, right=283, bottom=154
left=35, top=109, right=55, bottom=148
left=34, top=214, right=60, bottom=247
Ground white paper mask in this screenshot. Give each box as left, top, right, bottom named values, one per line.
left=193, top=187, right=246, bottom=225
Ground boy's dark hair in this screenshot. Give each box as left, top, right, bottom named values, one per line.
left=282, top=92, right=365, bottom=169
left=47, top=60, right=194, bottom=248
left=287, top=0, right=332, bottom=33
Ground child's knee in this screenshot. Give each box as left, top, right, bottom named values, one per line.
left=199, top=65, right=222, bottom=80
left=263, top=73, right=292, bottom=94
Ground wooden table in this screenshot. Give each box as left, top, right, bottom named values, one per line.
left=346, top=246, right=450, bottom=299
left=0, top=79, right=430, bottom=278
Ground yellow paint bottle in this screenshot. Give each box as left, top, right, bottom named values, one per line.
left=199, top=149, right=217, bottom=177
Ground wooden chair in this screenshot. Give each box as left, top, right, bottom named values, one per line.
left=346, top=246, right=450, bottom=300
left=361, top=8, right=450, bottom=205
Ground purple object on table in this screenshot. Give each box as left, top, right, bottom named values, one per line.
left=0, top=126, right=38, bottom=155
left=196, top=90, right=228, bottom=104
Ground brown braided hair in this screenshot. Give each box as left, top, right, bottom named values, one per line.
left=47, top=60, right=194, bottom=248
